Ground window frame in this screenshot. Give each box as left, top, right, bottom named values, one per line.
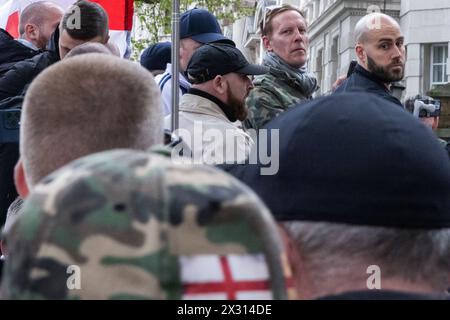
left=430, top=43, right=448, bottom=87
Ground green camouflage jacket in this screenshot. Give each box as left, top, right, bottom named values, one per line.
left=244, top=67, right=316, bottom=130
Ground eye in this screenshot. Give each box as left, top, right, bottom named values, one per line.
left=380, top=43, right=390, bottom=50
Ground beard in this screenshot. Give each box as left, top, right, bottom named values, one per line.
left=226, top=87, right=248, bottom=122
left=367, top=55, right=404, bottom=83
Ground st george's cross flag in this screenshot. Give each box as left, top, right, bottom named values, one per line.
left=180, top=254, right=274, bottom=300
left=0, top=0, right=134, bottom=58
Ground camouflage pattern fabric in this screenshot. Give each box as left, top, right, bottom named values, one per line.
left=0, top=149, right=287, bottom=300
left=244, top=69, right=314, bottom=130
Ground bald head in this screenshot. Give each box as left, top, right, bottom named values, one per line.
left=21, top=53, right=163, bottom=187
left=354, top=13, right=400, bottom=44
left=353, top=13, right=405, bottom=84
left=19, top=1, right=63, bottom=49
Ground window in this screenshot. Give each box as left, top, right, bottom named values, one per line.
left=330, top=36, right=339, bottom=85
left=314, top=0, right=319, bottom=20
left=316, top=48, right=323, bottom=90
left=431, top=44, right=448, bottom=86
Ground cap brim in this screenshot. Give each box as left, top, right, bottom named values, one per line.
left=190, top=33, right=235, bottom=46
left=236, top=64, right=269, bottom=76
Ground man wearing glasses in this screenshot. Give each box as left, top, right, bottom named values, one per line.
left=244, top=4, right=318, bottom=130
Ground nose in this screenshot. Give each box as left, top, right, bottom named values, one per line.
left=392, top=44, right=404, bottom=60
left=293, top=29, right=304, bottom=43
left=293, top=30, right=301, bottom=42
left=246, top=77, right=254, bottom=90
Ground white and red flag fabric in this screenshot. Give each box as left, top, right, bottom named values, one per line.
left=0, top=0, right=134, bottom=58
left=180, top=254, right=274, bottom=300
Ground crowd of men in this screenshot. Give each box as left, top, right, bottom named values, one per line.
left=0, top=0, right=449, bottom=300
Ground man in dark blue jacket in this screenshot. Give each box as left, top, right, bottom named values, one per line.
left=334, top=12, right=405, bottom=107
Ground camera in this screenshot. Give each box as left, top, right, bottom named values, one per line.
left=0, top=108, right=21, bottom=143
left=414, top=98, right=441, bottom=118
left=404, top=95, right=441, bottom=118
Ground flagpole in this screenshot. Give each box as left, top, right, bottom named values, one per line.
left=171, top=0, right=180, bottom=132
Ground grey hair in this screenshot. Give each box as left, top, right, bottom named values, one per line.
left=354, top=13, right=400, bottom=43
left=282, top=221, right=450, bottom=292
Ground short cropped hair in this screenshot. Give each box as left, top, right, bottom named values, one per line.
left=260, top=4, right=306, bottom=37
left=21, top=53, right=163, bottom=186
left=61, top=0, right=109, bottom=42
left=65, top=42, right=113, bottom=58
left=19, top=1, right=60, bottom=36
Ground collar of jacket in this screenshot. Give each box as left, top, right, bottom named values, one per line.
left=264, top=65, right=315, bottom=97
left=354, top=64, right=394, bottom=94
left=187, top=88, right=237, bottom=122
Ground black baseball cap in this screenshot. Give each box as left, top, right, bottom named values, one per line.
left=223, top=93, right=450, bottom=229
left=186, top=43, right=269, bottom=84
left=180, top=8, right=234, bottom=45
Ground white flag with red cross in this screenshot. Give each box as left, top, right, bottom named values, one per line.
left=0, top=0, right=134, bottom=58
left=180, top=254, right=274, bottom=300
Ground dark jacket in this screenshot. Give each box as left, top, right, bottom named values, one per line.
left=0, top=27, right=60, bottom=103
left=0, top=29, right=59, bottom=230
left=446, top=141, right=450, bottom=158
left=0, top=29, right=40, bottom=78
left=334, top=64, right=403, bottom=107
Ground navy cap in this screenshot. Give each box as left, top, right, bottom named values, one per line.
left=180, top=8, right=235, bottom=45
left=187, top=43, right=268, bottom=84
left=225, top=93, right=450, bottom=229
left=140, top=42, right=171, bottom=71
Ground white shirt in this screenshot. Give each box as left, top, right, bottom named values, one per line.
left=155, top=63, right=191, bottom=116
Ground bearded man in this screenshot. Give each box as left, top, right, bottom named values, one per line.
left=165, top=43, right=268, bottom=164
left=334, top=12, right=405, bottom=107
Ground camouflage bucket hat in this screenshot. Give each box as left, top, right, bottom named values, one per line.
left=1, top=149, right=288, bottom=300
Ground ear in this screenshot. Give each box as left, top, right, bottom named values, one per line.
left=212, top=75, right=227, bottom=95
left=262, top=35, right=272, bottom=51
left=355, top=43, right=366, bottom=64
left=24, top=23, right=38, bottom=41
left=277, top=224, right=303, bottom=296
left=14, top=159, right=29, bottom=199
